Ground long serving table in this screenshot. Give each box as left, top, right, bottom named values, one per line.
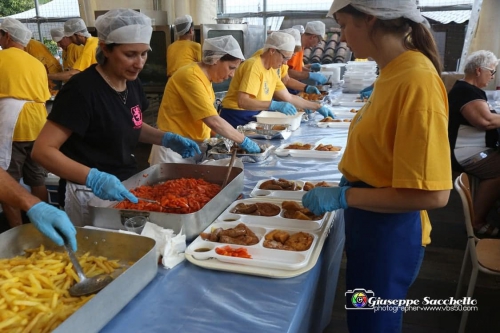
left=101, top=117, right=348, bottom=333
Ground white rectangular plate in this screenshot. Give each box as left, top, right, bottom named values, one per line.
left=250, top=179, right=338, bottom=200
left=275, top=142, right=343, bottom=159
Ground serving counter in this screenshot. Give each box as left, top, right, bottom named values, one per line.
left=102, top=120, right=348, bottom=333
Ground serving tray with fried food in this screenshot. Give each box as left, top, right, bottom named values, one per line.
left=185, top=221, right=319, bottom=271
left=219, top=198, right=328, bottom=230
left=275, top=142, right=343, bottom=159
left=250, top=178, right=338, bottom=200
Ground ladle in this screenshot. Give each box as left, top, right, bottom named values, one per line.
left=64, top=241, right=113, bottom=297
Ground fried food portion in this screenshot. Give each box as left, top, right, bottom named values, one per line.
left=285, top=232, right=314, bottom=251
left=285, top=143, right=313, bottom=150
left=319, top=117, right=339, bottom=123
left=281, top=200, right=324, bottom=220
left=303, top=181, right=332, bottom=191
left=263, top=230, right=313, bottom=251
left=315, top=144, right=342, bottom=152
left=200, top=223, right=259, bottom=245
left=298, top=92, right=323, bottom=101
left=231, top=202, right=281, bottom=216
left=260, top=178, right=296, bottom=191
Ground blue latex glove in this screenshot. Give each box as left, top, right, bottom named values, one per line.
left=27, top=202, right=77, bottom=251
left=269, top=100, right=297, bottom=115
left=310, top=63, right=321, bottom=72
left=360, top=85, right=373, bottom=100
left=162, top=132, right=202, bottom=158
left=317, top=106, right=335, bottom=118
left=239, top=137, right=261, bottom=153
left=304, top=109, right=313, bottom=115
left=308, top=72, right=328, bottom=85
left=338, top=175, right=351, bottom=187
left=302, top=186, right=350, bottom=215
left=85, top=168, right=138, bottom=203
left=305, top=85, right=321, bottom=94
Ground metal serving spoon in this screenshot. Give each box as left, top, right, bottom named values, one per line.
left=64, top=241, right=113, bottom=297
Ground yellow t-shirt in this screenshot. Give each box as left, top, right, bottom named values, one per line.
left=63, top=43, right=84, bottom=70
left=251, top=49, right=288, bottom=79
left=0, top=48, right=50, bottom=141
left=72, top=36, right=98, bottom=72
left=222, top=56, right=286, bottom=110
left=157, top=63, right=217, bottom=141
left=25, top=39, right=62, bottom=74
left=339, top=50, right=452, bottom=246
left=166, top=40, right=202, bottom=77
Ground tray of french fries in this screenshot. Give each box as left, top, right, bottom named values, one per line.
left=0, top=224, right=157, bottom=333
left=250, top=178, right=339, bottom=200
left=185, top=198, right=336, bottom=278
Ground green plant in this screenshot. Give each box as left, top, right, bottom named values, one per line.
left=43, top=37, right=58, bottom=56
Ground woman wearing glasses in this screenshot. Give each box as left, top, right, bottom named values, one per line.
left=220, top=31, right=333, bottom=128
left=448, top=50, right=500, bottom=238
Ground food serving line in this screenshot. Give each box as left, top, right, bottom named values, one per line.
left=99, top=112, right=352, bottom=333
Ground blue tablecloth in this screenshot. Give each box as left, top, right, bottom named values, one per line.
left=102, top=117, right=347, bottom=333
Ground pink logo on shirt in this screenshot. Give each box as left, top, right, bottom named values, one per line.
left=131, top=105, right=142, bottom=129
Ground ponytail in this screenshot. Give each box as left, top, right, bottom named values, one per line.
left=405, top=21, right=442, bottom=74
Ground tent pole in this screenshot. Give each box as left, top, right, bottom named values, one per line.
left=34, top=0, right=42, bottom=41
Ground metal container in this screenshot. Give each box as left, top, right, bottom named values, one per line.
left=215, top=18, right=243, bottom=24
left=208, top=144, right=274, bottom=163
left=0, top=224, right=157, bottom=333
left=88, top=163, right=244, bottom=241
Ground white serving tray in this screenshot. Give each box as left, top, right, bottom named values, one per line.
left=185, top=210, right=336, bottom=278
left=275, top=142, right=343, bottom=159
left=216, top=198, right=328, bottom=230
left=316, top=120, right=352, bottom=128
left=185, top=222, right=318, bottom=271
left=250, top=179, right=339, bottom=200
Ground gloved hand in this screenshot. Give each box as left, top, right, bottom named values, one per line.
left=310, top=63, right=321, bottom=72
left=27, top=202, right=78, bottom=252
left=309, top=72, right=328, bottom=85
left=305, top=85, right=321, bottom=94
left=269, top=100, right=297, bottom=115
left=302, top=186, right=350, bottom=215
left=317, top=106, right=335, bottom=118
left=85, top=168, right=138, bottom=203
left=338, top=175, right=351, bottom=187
left=360, top=85, right=373, bottom=100
left=239, top=137, right=261, bottom=153
left=162, top=132, right=202, bottom=158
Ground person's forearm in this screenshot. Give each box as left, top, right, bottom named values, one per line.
left=48, top=69, right=79, bottom=82
left=285, top=77, right=307, bottom=91
left=288, top=95, right=321, bottom=110
left=204, top=116, right=245, bottom=143
left=288, top=69, right=309, bottom=81
left=237, top=94, right=273, bottom=111
left=139, top=123, right=165, bottom=145
left=0, top=169, right=40, bottom=211
left=32, top=144, right=91, bottom=186
left=345, top=187, right=450, bottom=213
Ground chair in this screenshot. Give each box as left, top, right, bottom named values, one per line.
left=454, top=173, right=500, bottom=333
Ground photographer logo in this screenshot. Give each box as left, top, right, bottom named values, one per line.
left=346, top=289, right=374, bottom=310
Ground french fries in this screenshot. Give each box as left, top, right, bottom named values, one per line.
left=0, top=245, right=122, bottom=332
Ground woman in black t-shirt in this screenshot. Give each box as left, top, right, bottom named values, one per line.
left=448, top=49, right=500, bottom=238
left=32, top=9, right=201, bottom=226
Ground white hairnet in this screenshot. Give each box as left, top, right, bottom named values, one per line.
left=0, top=18, right=32, bottom=47
left=305, top=21, right=325, bottom=37
left=292, top=25, right=305, bottom=34
left=64, top=18, right=90, bottom=38
left=174, top=14, right=193, bottom=36
left=202, top=35, right=244, bottom=65
left=263, top=32, right=295, bottom=53
left=280, top=28, right=301, bottom=47
left=95, top=8, right=152, bottom=45
left=50, top=27, right=64, bottom=42
left=327, top=0, right=429, bottom=27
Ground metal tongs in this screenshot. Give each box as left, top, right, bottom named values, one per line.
left=135, top=197, right=184, bottom=210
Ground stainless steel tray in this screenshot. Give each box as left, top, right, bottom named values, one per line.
left=88, top=163, right=244, bottom=241
left=0, top=224, right=157, bottom=333
left=208, top=144, right=274, bottom=163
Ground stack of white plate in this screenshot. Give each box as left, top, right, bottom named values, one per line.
left=342, top=61, right=377, bottom=93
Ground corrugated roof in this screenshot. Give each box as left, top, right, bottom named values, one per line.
left=422, top=10, right=471, bottom=24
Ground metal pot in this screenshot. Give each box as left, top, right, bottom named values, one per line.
left=216, top=18, right=243, bottom=24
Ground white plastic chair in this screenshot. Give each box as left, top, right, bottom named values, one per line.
left=454, top=173, right=500, bottom=333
